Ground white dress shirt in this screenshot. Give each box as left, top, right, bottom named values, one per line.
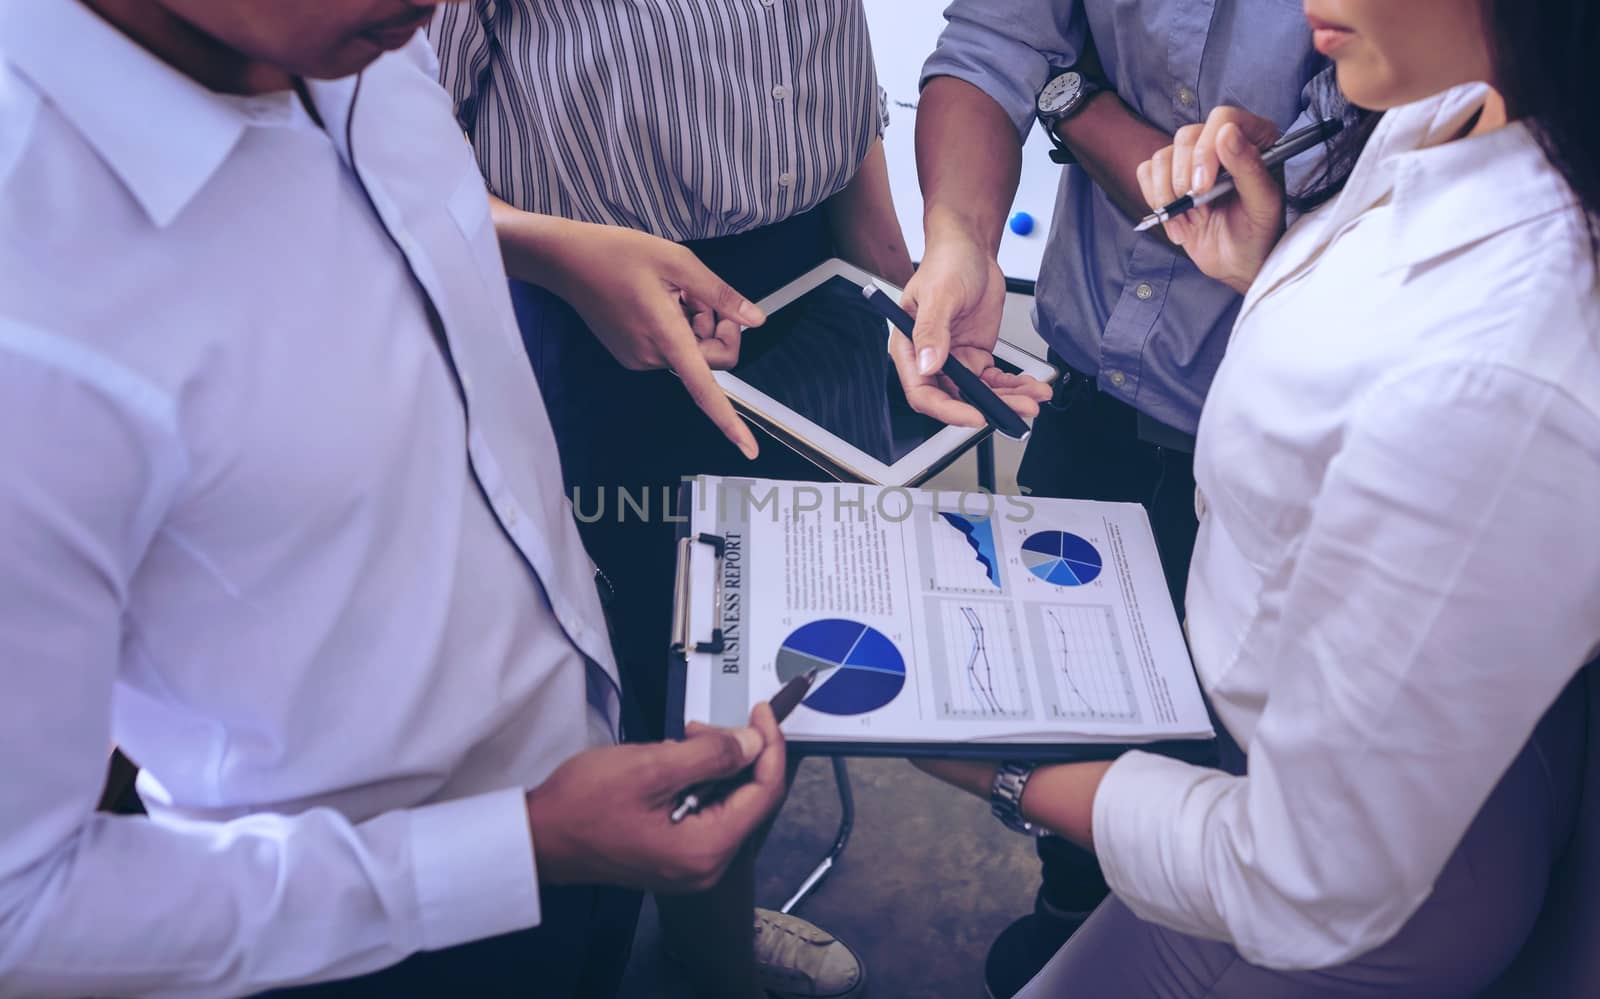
left=0, top=3, right=618, bottom=996
left=1091, top=84, right=1600, bottom=970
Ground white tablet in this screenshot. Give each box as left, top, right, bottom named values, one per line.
left=715, top=259, right=1058, bottom=487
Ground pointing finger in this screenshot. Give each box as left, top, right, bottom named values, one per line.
left=660, top=322, right=760, bottom=459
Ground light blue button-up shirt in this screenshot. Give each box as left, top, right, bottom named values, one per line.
left=923, top=0, right=1323, bottom=435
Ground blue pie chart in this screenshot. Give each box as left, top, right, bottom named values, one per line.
left=774, top=619, right=906, bottom=716
left=1021, top=531, right=1103, bottom=586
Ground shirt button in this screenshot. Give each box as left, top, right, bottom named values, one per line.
left=777, top=172, right=795, bottom=188
left=461, top=374, right=474, bottom=393
left=1176, top=84, right=1196, bottom=108
left=760, top=0, right=775, bottom=6
left=1135, top=282, right=1155, bottom=301
left=772, top=84, right=790, bottom=101
left=1107, top=370, right=1128, bottom=388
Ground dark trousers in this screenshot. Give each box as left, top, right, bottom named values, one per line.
left=258, top=884, right=642, bottom=999
left=1015, top=357, right=1200, bottom=912
left=509, top=210, right=836, bottom=742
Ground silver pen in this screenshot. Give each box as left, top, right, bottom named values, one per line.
left=1134, top=118, right=1344, bottom=233
left=669, top=667, right=819, bottom=823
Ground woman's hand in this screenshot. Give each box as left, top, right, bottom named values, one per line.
left=1135, top=107, right=1286, bottom=295
left=497, top=211, right=766, bottom=459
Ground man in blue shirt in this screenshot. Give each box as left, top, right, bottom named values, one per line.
left=901, top=3, right=1322, bottom=994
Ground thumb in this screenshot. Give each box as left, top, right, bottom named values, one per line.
left=650, top=726, right=765, bottom=793
left=902, top=290, right=951, bottom=377
left=675, top=257, right=765, bottom=328
left=1216, top=122, right=1283, bottom=224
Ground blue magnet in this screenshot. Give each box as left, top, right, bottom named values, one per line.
left=1008, top=211, right=1035, bottom=236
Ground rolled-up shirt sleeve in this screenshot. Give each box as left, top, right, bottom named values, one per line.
left=1092, top=359, right=1600, bottom=970
left=0, top=332, right=541, bottom=998
left=919, top=0, right=1085, bottom=143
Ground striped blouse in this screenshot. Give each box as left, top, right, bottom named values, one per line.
left=428, top=0, right=886, bottom=242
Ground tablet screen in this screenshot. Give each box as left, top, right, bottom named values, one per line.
left=732, top=275, right=950, bottom=466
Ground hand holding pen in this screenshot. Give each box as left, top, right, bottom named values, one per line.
left=671, top=667, right=818, bottom=821
left=523, top=701, right=785, bottom=894
left=888, top=253, right=1054, bottom=434
left=1135, top=108, right=1343, bottom=295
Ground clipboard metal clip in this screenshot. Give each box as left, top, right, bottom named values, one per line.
left=671, top=531, right=727, bottom=656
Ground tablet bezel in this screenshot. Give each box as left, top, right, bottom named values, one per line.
left=714, top=259, right=1057, bottom=486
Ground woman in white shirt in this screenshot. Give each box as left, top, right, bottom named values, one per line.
left=917, top=1, right=1600, bottom=994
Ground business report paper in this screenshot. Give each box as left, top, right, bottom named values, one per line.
left=679, top=477, right=1214, bottom=751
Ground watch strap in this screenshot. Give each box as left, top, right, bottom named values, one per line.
left=1039, top=70, right=1106, bottom=166
left=990, top=761, right=1038, bottom=835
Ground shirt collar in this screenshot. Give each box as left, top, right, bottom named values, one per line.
left=1371, top=84, right=1579, bottom=273
left=302, top=75, right=360, bottom=166
left=0, top=0, right=256, bottom=227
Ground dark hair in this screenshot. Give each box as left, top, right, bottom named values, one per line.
left=1289, top=0, right=1600, bottom=240
left=1487, top=0, right=1600, bottom=234
left=1285, top=72, right=1380, bottom=214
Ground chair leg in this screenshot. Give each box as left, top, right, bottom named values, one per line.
left=779, top=757, right=855, bottom=914
left=977, top=437, right=997, bottom=493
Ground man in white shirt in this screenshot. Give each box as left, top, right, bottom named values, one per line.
left=0, top=1, right=789, bottom=996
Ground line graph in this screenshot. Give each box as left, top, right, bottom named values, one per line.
left=1026, top=604, right=1139, bottom=723
left=933, top=601, right=1030, bottom=720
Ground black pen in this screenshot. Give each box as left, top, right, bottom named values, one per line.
left=669, top=667, right=819, bottom=823
left=859, top=283, right=1032, bottom=441
left=1134, top=118, right=1345, bottom=232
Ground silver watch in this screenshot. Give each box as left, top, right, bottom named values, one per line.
left=1037, top=70, right=1107, bottom=165
left=990, top=761, right=1038, bottom=835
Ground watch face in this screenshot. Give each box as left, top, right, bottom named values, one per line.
left=1038, top=72, right=1084, bottom=116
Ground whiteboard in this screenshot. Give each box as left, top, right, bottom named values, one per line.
left=864, top=0, right=1062, bottom=286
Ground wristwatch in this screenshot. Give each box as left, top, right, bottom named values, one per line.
left=990, top=761, right=1038, bottom=835
left=1036, top=70, right=1107, bottom=165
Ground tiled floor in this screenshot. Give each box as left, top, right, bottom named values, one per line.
left=619, top=756, right=1041, bottom=998
left=619, top=296, right=1053, bottom=997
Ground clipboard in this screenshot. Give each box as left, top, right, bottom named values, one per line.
left=666, top=483, right=1217, bottom=766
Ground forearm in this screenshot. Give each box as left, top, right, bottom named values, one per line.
left=915, top=76, right=1022, bottom=256
left=489, top=194, right=591, bottom=293
left=1056, top=92, right=1174, bottom=222
left=824, top=139, right=914, bottom=286
left=914, top=758, right=1111, bottom=849
left=0, top=790, right=538, bottom=996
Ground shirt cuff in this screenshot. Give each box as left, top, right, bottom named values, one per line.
left=407, top=787, right=541, bottom=952
left=1091, top=749, right=1237, bottom=939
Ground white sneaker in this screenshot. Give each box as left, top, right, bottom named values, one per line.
left=753, top=909, right=866, bottom=999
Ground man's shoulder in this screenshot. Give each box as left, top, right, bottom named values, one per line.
left=398, top=30, right=442, bottom=81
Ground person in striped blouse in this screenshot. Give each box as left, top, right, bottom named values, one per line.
left=429, top=3, right=907, bottom=997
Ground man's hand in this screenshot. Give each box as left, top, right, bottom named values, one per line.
left=895, top=231, right=1051, bottom=427
left=496, top=208, right=766, bottom=459
left=1135, top=107, right=1286, bottom=294
left=525, top=703, right=786, bottom=894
